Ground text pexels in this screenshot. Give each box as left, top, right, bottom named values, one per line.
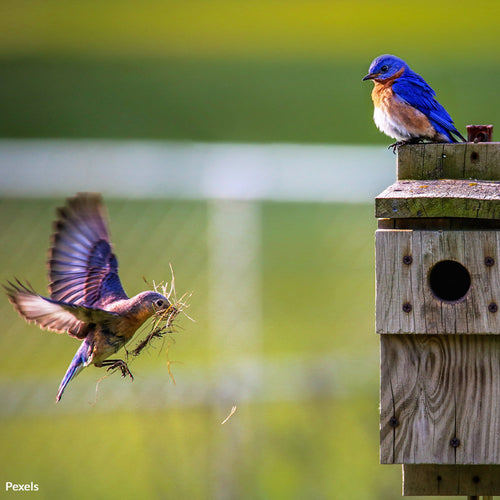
left=5, top=482, right=39, bottom=492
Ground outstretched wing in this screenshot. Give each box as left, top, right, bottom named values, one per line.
left=393, top=74, right=465, bottom=142
left=5, top=280, right=120, bottom=339
left=49, top=193, right=128, bottom=307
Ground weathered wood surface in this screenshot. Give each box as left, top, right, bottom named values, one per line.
left=380, top=335, right=500, bottom=464
left=376, top=230, right=500, bottom=334
left=403, top=464, right=500, bottom=495
left=397, top=143, right=500, bottom=181
left=378, top=218, right=500, bottom=230
left=375, top=179, right=500, bottom=220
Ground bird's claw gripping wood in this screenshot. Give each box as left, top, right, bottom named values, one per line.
left=388, top=138, right=423, bottom=154
left=388, top=142, right=403, bottom=154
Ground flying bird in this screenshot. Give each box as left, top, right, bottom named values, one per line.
left=363, top=54, right=465, bottom=146
left=5, top=193, right=172, bottom=402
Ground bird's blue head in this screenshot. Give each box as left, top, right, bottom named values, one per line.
left=363, top=54, right=409, bottom=83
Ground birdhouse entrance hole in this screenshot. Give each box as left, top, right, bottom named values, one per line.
left=429, top=260, right=471, bottom=302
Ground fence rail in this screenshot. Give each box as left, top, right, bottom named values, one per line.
left=0, top=139, right=393, bottom=201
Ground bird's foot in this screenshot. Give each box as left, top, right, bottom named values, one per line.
left=388, top=138, right=423, bottom=154
left=388, top=141, right=404, bottom=154
left=102, top=359, right=134, bottom=380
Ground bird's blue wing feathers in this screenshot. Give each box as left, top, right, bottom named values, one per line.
left=49, top=193, right=128, bottom=307
left=393, top=76, right=451, bottom=121
left=393, top=74, right=462, bottom=140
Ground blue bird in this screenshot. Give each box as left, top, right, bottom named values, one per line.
left=5, top=193, right=172, bottom=402
left=363, top=54, right=465, bottom=146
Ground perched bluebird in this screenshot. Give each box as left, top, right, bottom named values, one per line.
left=5, top=193, right=171, bottom=402
left=363, top=54, right=465, bottom=146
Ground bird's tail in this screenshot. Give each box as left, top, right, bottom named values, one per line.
left=56, top=341, right=91, bottom=403
left=451, top=128, right=467, bottom=143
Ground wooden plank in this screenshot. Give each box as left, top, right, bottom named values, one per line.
left=380, top=335, right=500, bottom=465
left=375, top=179, right=500, bottom=220
left=397, top=143, right=500, bottom=181
left=376, top=230, right=500, bottom=335
left=402, top=464, right=500, bottom=496
left=378, top=218, right=500, bottom=230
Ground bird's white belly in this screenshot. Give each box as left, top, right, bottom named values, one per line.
left=373, top=105, right=412, bottom=141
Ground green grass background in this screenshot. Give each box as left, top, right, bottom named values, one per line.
left=0, top=0, right=499, bottom=143
left=0, top=199, right=389, bottom=500
left=1, top=1, right=499, bottom=498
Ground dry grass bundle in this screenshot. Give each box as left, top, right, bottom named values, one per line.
left=92, top=266, right=192, bottom=401
left=132, top=265, right=193, bottom=358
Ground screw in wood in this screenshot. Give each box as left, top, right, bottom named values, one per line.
left=472, top=476, right=480, bottom=484
left=389, top=416, right=399, bottom=427
left=402, top=302, right=412, bottom=313
left=485, top=256, right=495, bottom=267
left=402, top=255, right=413, bottom=265
left=450, top=437, right=460, bottom=448
left=488, top=302, right=498, bottom=313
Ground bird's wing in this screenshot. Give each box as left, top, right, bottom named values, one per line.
left=392, top=75, right=464, bottom=141
left=49, top=193, right=128, bottom=307
left=392, top=74, right=438, bottom=110
left=5, top=280, right=120, bottom=339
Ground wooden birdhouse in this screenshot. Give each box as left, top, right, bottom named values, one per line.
left=375, top=129, right=500, bottom=497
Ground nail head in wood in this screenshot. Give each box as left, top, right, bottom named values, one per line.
left=389, top=416, right=400, bottom=427
left=402, top=255, right=413, bottom=265
left=402, top=302, right=412, bottom=313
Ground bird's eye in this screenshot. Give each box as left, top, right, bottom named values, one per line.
left=380, top=65, right=389, bottom=72
left=155, top=299, right=164, bottom=308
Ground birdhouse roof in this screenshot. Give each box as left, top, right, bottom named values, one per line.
left=376, top=143, right=500, bottom=220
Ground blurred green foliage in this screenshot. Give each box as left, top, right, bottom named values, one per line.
left=0, top=0, right=499, bottom=143
left=0, top=199, right=461, bottom=499
left=0, top=1, right=495, bottom=497
left=0, top=0, right=498, bottom=61
left=1, top=55, right=497, bottom=144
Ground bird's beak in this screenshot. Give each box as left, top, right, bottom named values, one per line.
left=362, top=73, right=377, bottom=81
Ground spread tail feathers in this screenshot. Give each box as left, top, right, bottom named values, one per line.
left=56, top=341, right=91, bottom=402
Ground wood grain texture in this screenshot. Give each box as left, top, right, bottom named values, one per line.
left=378, top=218, right=500, bottom=230
left=375, top=179, right=500, bottom=220
left=397, top=143, right=500, bottom=181
left=403, top=464, right=500, bottom=495
left=380, top=335, right=500, bottom=465
left=376, top=230, right=500, bottom=334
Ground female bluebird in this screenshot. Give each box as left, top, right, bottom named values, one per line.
left=5, top=193, right=171, bottom=402
left=363, top=54, right=465, bottom=145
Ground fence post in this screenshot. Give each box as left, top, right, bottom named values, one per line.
left=208, top=199, right=262, bottom=500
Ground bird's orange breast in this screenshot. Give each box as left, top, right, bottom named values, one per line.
left=372, top=83, right=436, bottom=140
left=371, top=82, right=393, bottom=109
left=371, top=67, right=405, bottom=108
